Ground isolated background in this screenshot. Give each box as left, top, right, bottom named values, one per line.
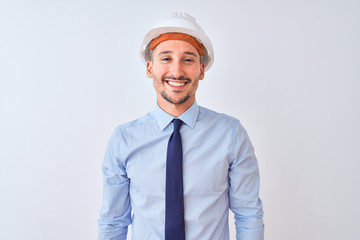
left=1, top=0, right=359, bottom=239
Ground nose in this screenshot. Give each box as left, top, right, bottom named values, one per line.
left=169, top=60, right=185, bottom=79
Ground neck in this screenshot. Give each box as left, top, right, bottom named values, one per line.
left=157, top=97, right=195, bottom=117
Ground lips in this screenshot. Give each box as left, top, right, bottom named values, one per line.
left=167, top=81, right=186, bottom=87
left=162, top=76, right=191, bottom=89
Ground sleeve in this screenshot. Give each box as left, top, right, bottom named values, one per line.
left=98, top=127, right=132, bottom=240
left=229, top=120, right=264, bottom=240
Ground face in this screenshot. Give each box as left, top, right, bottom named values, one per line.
left=146, top=40, right=205, bottom=108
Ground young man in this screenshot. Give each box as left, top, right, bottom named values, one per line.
left=98, top=12, right=264, bottom=240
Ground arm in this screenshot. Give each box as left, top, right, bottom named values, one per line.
left=229, top=120, right=264, bottom=240
left=98, top=127, right=131, bottom=240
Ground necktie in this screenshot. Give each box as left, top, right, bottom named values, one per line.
left=165, top=119, right=185, bottom=240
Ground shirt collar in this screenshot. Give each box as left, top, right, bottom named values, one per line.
left=153, top=101, right=199, bottom=131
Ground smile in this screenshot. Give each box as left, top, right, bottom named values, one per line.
left=167, top=81, right=187, bottom=87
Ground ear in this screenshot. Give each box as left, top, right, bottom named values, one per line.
left=199, top=62, right=205, bottom=80
left=146, top=61, right=153, bottom=78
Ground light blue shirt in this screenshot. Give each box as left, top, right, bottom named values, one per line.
left=98, top=101, right=264, bottom=240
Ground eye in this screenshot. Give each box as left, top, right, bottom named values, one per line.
left=183, top=58, right=195, bottom=63
left=161, top=57, right=171, bottom=62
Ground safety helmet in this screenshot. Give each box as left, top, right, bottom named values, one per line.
left=140, top=12, right=214, bottom=71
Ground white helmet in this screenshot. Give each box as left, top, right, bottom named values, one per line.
left=140, top=12, right=214, bottom=71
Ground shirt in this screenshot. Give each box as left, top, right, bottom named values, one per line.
left=98, top=101, right=264, bottom=240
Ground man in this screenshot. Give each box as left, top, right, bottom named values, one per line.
left=98, top=12, right=264, bottom=240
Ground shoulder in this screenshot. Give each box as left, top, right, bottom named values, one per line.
left=198, top=105, right=238, bottom=123
left=198, top=105, right=247, bottom=132
left=112, top=111, right=156, bottom=136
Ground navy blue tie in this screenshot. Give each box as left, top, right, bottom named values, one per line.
left=165, top=119, right=185, bottom=240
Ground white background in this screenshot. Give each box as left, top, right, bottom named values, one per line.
left=1, top=0, right=359, bottom=239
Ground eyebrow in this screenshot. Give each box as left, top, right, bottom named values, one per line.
left=157, top=50, right=173, bottom=55
left=184, top=51, right=199, bottom=58
left=157, top=50, right=199, bottom=58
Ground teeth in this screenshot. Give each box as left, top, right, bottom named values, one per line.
left=168, top=81, right=185, bottom=87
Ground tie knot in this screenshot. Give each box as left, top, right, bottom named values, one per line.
left=172, top=119, right=183, bottom=131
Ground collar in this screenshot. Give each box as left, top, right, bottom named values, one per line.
left=153, top=101, right=199, bottom=131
